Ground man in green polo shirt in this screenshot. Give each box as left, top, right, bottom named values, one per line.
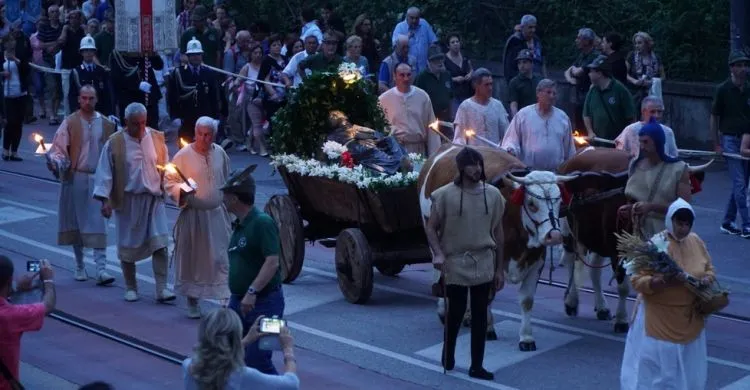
left=220, top=164, right=285, bottom=374
left=508, top=49, right=542, bottom=117
left=415, top=45, right=453, bottom=123
left=583, top=54, right=635, bottom=140
left=179, top=5, right=221, bottom=68
left=299, top=32, right=343, bottom=76
left=711, top=50, right=750, bottom=238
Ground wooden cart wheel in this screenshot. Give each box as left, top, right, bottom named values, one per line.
left=335, top=228, right=373, bottom=304
left=375, top=263, right=405, bottom=277
left=264, top=195, right=305, bottom=284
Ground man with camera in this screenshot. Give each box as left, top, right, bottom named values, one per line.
left=0, top=257, right=57, bottom=389
left=219, top=165, right=286, bottom=375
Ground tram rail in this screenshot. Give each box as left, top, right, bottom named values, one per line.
left=3, top=167, right=750, bottom=326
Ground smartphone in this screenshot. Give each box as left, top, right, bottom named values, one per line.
left=27, top=260, right=41, bottom=273
left=259, top=317, right=286, bottom=334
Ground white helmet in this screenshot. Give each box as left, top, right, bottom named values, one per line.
left=185, top=37, right=203, bottom=54
left=79, top=35, right=96, bottom=51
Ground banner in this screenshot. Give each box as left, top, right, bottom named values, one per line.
left=114, top=0, right=178, bottom=53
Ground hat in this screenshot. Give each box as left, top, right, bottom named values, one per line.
left=79, top=34, right=96, bottom=51
left=585, top=54, right=611, bottom=72
left=191, top=5, right=208, bottom=21
left=185, top=37, right=204, bottom=54
left=728, top=50, right=750, bottom=65
left=428, top=45, right=444, bottom=61
left=220, top=164, right=257, bottom=196
left=516, top=49, right=533, bottom=62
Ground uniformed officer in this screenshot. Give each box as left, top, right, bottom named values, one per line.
left=69, top=35, right=114, bottom=117
left=167, top=37, right=225, bottom=144
left=220, top=164, right=285, bottom=375
left=109, top=50, right=164, bottom=130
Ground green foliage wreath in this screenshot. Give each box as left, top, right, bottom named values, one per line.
left=269, top=72, right=389, bottom=158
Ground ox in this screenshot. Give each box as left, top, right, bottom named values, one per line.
left=418, top=144, right=576, bottom=351
left=557, top=147, right=711, bottom=333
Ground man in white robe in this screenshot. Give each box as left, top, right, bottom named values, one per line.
left=93, top=102, right=176, bottom=303
left=47, top=85, right=116, bottom=285
left=165, top=117, right=231, bottom=318
left=615, top=95, right=678, bottom=158
left=502, top=79, right=576, bottom=171
left=452, top=68, right=509, bottom=147
left=378, top=62, right=440, bottom=156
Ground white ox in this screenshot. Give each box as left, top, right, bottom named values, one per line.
left=417, top=145, right=576, bottom=351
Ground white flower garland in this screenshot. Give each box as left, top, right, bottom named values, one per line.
left=271, top=153, right=425, bottom=190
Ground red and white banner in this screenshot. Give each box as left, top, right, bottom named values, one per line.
left=114, top=0, right=178, bottom=53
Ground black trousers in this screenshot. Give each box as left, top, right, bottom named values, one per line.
left=3, top=96, right=26, bottom=152
left=444, top=282, right=492, bottom=369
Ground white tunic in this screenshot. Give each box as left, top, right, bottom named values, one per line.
left=501, top=104, right=577, bottom=171
left=165, top=144, right=231, bottom=300
left=49, top=114, right=108, bottom=248
left=452, top=97, right=509, bottom=147
left=378, top=86, right=439, bottom=156
left=93, top=129, right=170, bottom=262
left=615, top=121, right=679, bottom=158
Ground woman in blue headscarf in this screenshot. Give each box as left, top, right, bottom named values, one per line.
left=623, top=117, right=693, bottom=239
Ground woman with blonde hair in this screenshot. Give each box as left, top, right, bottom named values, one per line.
left=626, top=31, right=666, bottom=107
left=352, top=14, right=380, bottom=75
left=183, top=308, right=299, bottom=389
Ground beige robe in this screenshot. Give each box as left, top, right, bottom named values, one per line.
left=431, top=184, right=504, bottom=286
left=378, top=86, right=439, bottom=156
left=93, top=129, right=170, bottom=262
left=624, top=160, right=687, bottom=238
left=165, top=144, right=232, bottom=299
left=49, top=114, right=109, bottom=248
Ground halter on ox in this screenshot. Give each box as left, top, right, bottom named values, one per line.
left=507, top=172, right=573, bottom=248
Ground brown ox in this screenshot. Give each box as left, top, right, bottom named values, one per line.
left=557, top=147, right=711, bottom=333
left=418, top=144, right=576, bottom=351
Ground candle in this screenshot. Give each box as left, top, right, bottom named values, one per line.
left=464, top=129, right=475, bottom=145
left=33, top=133, right=47, bottom=153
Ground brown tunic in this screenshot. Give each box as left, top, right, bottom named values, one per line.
left=431, top=183, right=504, bottom=286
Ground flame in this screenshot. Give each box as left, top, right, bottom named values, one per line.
left=429, top=120, right=439, bottom=131
left=465, top=129, right=476, bottom=138
left=179, top=138, right=189, bottom=148
left=573, top=130, right=589, bottom=146
left=156, top=163, right=178, bottom=175
left=33, top=133, right=44, bottom=143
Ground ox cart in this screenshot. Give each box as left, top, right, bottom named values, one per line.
left=264, top=165, right=431, bottom=304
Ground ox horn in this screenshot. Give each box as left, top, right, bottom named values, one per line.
left=506, top=173, right=530, bottom=185
left=687, top=159, right=714, bottom=173
left=555, top=174, right=578, bottom=182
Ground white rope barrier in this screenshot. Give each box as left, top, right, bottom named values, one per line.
left=203, top=64, right=291, bottom=89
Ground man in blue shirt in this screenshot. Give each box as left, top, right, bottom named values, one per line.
left=390, top=7, right=437, bottom=74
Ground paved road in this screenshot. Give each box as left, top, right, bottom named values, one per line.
left=1, top=123, right=750, bottom=389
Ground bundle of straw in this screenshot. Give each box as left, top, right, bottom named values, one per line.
left=615, top=231, right=723, bottom=302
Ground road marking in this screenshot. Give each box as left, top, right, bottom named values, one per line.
left=0, top=206, right=46, bottom=225
left=0, top=200, right=125, bottom=230
left=289, top=321, right=519, bottom=390
left=416, top=320, right=580, bottom=372
left=721, top=375, right=750, bottom=390
left=301, top=267, right=750, bottom=372
left=0, top=229, right=173, bottom=290
left=0, top=199, right=57, bottom=215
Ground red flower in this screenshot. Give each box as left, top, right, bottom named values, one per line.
left=341, top=151, right=355, bottom=168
